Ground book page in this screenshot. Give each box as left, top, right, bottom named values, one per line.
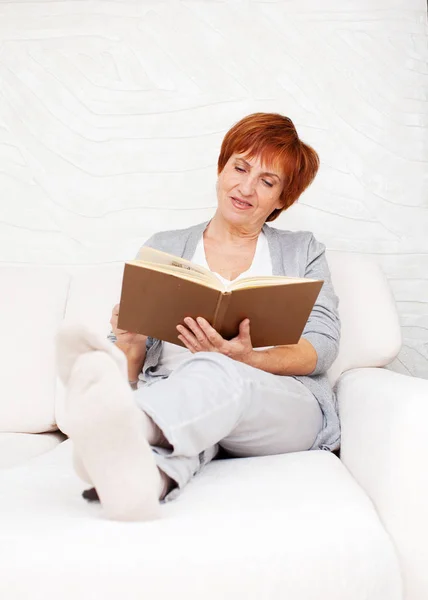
left=126, top=259, right=225, bottom=291
left=228, top=275, right=321, bottom=291
left=135, top=246, right=222, bottom=288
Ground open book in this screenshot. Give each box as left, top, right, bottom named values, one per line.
left=117, top=246, right=324, bottom=348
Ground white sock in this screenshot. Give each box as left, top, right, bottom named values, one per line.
left=76, top=451, right=172, bottom=501
left=56, top=322, right=129, bottom=385
left=57, top=322, right=164, bottom=444
left=56, top=324, right=161, bottom=521
left=72, top=448, right=93, bottom=484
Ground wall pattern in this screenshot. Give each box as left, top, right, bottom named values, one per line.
left=0, top=0, right=427, bottom=378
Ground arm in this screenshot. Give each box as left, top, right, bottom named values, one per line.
left=178, top=234, right=340, bottom=376
left=115, top=339, right=147, bottom=384
left=242, top=233, right=340, bottom=376
left=244, top=338, right=317, bottom=376
left=108, top=304, right=147, bottom=387
left=109, top=232, right=163, bottom=385
left=111, top=233, right=162, bottom=384
left=300, top=234, right=341, bottom=375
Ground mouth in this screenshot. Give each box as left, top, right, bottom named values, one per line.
left=231, top=196, right=252, bottom=210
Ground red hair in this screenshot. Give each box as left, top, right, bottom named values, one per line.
left=217, top=113, right=320, bottom=222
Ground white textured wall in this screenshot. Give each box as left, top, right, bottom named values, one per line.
left=0, top=0, right=427, bottom=378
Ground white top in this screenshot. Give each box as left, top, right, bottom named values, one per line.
left=158, top=231, right=273, bottom=372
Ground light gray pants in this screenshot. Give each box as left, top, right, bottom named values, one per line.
left=134, top=352, right=323, bottom=500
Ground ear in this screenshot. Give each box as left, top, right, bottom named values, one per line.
left=276, top=186, right=287, bottom=210
left=274, top=196, right=285, bottom=210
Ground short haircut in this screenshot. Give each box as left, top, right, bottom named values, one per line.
left=217, top=113, right=320, bottom=222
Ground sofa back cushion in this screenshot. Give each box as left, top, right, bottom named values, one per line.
left=63, top=265, right=125, bottom=335
left=0, top=267, right=70, bottom=433
left=55, top=264, right=125, bottom=431
left=327, top=251, right=401, bottom=385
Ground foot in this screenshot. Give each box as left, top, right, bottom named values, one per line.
left=56, top=324, right=161, bottom=521
left=72, top=448, right=93, bottom=484
left=56, top=322, right=129, bottom=384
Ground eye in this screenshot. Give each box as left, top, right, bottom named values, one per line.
left=235, top=166, right=245, bottom=172
left=263, top=180, right=274, bottom=188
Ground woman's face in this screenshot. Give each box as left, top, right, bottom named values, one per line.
left=216, top=152, right=285, bottom=229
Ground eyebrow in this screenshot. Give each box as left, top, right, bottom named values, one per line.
left=236, top=158, right=281, bottom=180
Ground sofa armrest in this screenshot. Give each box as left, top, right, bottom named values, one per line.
left=337, top=367, right=428, bottom=600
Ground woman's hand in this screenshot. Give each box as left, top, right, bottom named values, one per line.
left=110, top=304, right=147, bottom=348
left=110, top=304, right=147, bottom=382
left=177, top=317, right=255, bottom=364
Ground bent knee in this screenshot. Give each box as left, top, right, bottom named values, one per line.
left=195, top=351, right=234, bottom=363
left=188, top=351, right=238, bottom=369
left=178, top=351, right=243, bottom=380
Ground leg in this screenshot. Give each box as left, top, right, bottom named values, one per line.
left=135, top=351, right=323, bottom=484
left=74, top=451, right=173, bottom=501
left=56, top=324, right=165, bottom=521
left=57, top=325, right=322, bottom=515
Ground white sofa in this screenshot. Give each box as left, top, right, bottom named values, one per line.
left=0, top=251, right=427, bottom=600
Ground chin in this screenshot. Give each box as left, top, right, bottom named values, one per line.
left=221, top=201, right=251, bottom=219
left=223, top=210, right=249, bottom=225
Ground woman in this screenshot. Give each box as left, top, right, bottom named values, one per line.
left=56, top=113, right=341, bottom=521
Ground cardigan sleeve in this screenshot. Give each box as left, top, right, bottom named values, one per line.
left=301, top=234, right=341, bottom=376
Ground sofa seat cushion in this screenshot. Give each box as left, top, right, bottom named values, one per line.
left=0, top=441, right=401, bottom=600
left=0, top=432, right=66, bottom=468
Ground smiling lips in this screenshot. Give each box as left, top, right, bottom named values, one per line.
left=231, top=196, right=252, bottom=209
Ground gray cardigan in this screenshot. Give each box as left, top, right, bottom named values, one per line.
left=135, top=220, right=341, bottom=452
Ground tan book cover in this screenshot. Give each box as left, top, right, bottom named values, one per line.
left=117, top=247, right=323, bottom=348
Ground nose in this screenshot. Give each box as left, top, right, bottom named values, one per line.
left=239, top=175, right=256, bottom=197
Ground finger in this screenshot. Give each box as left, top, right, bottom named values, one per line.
left=196, top=317, right=223, bottom=348
left=110, top=307, right=120, bottom=327
left=177, top=334, right=196, bottom=353
left=239, top=319, right=250, bottom=334
left=119, top=331, right=147, bottom=345
left=116, top=331, right=134, bottom=343
left=115, top=333, right=131, bottom=344
left=183, top=317, right=209, bottom=345
left=240, top=318, right=250, bottom=330
left=177, top=324, right=200, bottom=350
left=237, top=319, right=253, bottom=346
left=116, top=328, right=130, bottom=336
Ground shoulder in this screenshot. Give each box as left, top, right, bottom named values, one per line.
left=144, top=226, right=190, bottom=250
left=142, top=221, right=207, bottom=254
left=265, top=224, right=313, bottom=241
left=264, top=224, right=324, bottom=254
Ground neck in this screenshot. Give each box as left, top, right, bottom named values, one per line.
left=205, top=212, right=263, bottom=244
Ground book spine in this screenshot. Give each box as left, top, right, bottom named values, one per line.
left=212, top=291, right=232, bottom=333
